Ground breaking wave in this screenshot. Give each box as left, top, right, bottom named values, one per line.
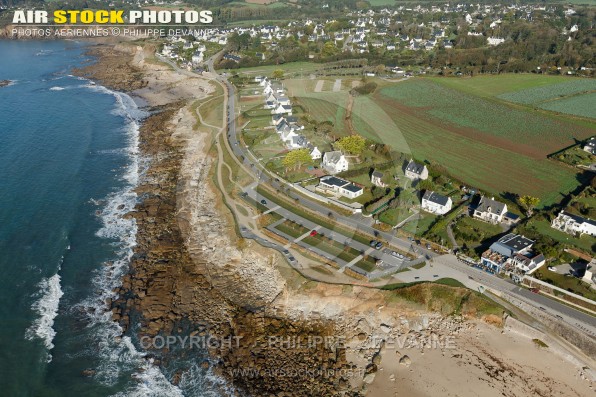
left=25, top=267, right=64, bottom=362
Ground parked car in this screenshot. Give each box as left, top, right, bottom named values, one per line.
left=370, top=240, right=378, bottom=247
left=260, top=199, right=267, bottom=205
left=310, top=230, right=318, bottom=237
left=530, top=288, right=540, bottom=293
left=375, top=242, right=383, bottom=250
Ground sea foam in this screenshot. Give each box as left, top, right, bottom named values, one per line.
left=25, top=271, right=64, bottom=361
left=69, top=81, right=188, bottom=396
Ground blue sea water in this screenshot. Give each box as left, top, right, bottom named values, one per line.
left=0, top=41, right=218, bottom=397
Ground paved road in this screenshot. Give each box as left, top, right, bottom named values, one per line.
left=396, top=254, right=596, bottom=334
left=208, top=57, right=596, bottom=337
left=246, top=185, right=411, bottom=271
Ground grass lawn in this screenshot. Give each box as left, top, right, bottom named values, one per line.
left=523, top=219, right=595, bottom=254
left=257, top=185, right=376, bottom=246
left=302, top=235, right=362, bottom=262
left=352, top=257, right=377, bottom=273
left=534, top=267, right=596, bottom=301
left=378, top=207, right=412, bottom=226
left=453, top=216, right=503, bottom=247
left=402, top=213, right=437, bottom=236
left=275, top=220, right=309, bottom=239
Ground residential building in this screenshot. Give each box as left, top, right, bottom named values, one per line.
left=371, top=169, right=387, bottom=188
left=474, top=196, right=508, bottom=224
left=508, top=252, right=545, bottom=274
left=551, top=211, right=596, bottom=237
left=404, top=160, right=428, bottom=180
left=583, top=137, right=595, bottom=155
left=481, top=233, right=535, bottom=273
left=318, top=176, right=364, bottom=199
left=310, top=146, right=322, bottom=160
left=322, top=151, right=349, bottom=174
left=421, top=191, right=452, bottom=215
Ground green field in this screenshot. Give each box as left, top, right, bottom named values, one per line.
left=539, top=93, right=596, bottom=119
left=373, top=78, right=593, bottom=206
left=429, top=74, right=572, bottom=98
left=225, top=62, right=321, bottom=77
left=496, top=79, right=596, bottom=105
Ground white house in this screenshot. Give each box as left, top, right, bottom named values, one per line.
left=318, top=176, right=363, bottom=199
left=404, top=160, right=428, bottom=180
left=371, top=169, right=387, bottom=188
left=191, top=51, right=204, bottom=64
left=474, top=196, right=508, bottom=224
left=272, top=104, right=292, bottom=115
left=583, top=137, right=595, bottom=155
left=421, top=191, right=452, bottom=215
left=551, top=211, right=596, bottom=237
left=322, top=151, right=349, bottom=174
left=310, top=146, right=322, bottom=160
left=487, top=37, right=505, bottom=46
left=509, top=252, right=546, bottom=275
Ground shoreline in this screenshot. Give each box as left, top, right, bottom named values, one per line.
left=72, top=41, right=596, bottom=397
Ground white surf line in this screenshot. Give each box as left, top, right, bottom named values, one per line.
left=252, top=205, right=281, bottom=219
left=333, top=79, right=342, bottom=92
left=314, top=80, right=324, bottom=92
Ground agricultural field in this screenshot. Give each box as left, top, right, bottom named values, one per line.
left=378, top=79, right=594, bottom=155
left=224, top=62, right=321, bottom=78
left=374, top=78, right=594, bottom=206
left=496, top=79, right=596, bottom=105
left=428, top=74, right=571, bottom=98
left=539, top=93, right=596, bottom=119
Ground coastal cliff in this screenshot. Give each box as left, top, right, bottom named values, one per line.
left=74, top=42, right=595, bottom=397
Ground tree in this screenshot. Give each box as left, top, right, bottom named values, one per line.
left=272, top=69, right=284, bottom=79
left=418, top=179, right=434, bottom=192
left=282, top=149, right=312, bottom=171
left=519, top=195, right=540, bottom=216
left=336, top=135, right=366, bottom=156
left=321, top=41, right=339, bottom=58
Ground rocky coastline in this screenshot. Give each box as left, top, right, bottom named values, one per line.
left=72, top=42, right=596, bottom=397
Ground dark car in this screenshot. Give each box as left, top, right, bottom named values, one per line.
left=260, top=199, right=267, bottom=205
left=375, top=242, right=383, bottom=250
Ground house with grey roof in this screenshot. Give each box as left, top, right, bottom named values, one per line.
left=481, top=233, right=536, bottom=273
left=473, top=196, right=508, bottom=224
left=583, top=137, right=595, bottom=155
left=318, top=176, right=363, bottom=199
left=371, top=169, right=387, bottom=187
left=421, top=190, right=452, bottom=215
left=551, top=211, right=596, bottom=237
left=322, top=151, right=349, bottom=174
left=404, top=160, right=428, bottom=180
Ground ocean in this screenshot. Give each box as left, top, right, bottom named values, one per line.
left=0, top=41, right=218, bottom=396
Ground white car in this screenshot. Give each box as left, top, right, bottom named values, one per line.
left=547, top=266, right=557, bottom=272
